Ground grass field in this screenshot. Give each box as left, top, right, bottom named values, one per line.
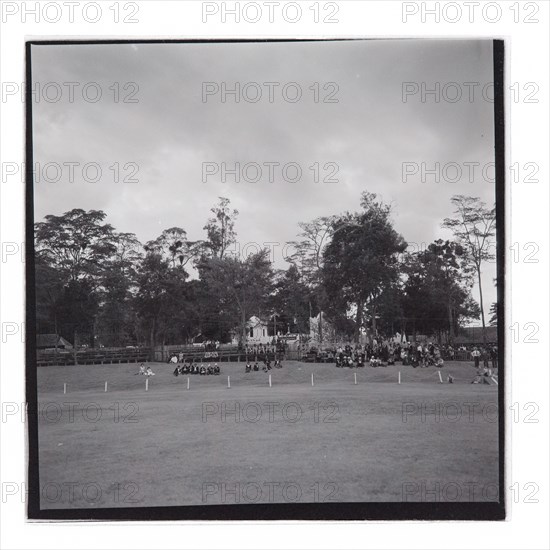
left=36, top=360, right=499, bottom=509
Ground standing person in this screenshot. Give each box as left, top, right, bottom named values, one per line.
left=471, top=347, right=481, bottom=369
left=482, top=348, right=490, bottom=369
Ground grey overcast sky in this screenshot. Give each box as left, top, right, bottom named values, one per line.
left=31, top=39, right=497, bottom=323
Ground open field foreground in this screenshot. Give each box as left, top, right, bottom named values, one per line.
left=36, top=360, right=499, bottom=509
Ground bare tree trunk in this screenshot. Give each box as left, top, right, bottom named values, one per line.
left=355, top=300, right=363, bottom=344
left=241, top=310, right=247, bottom=346
left=54, top=315, right=59, bottom=357
left=149, top=318, right=156, bottom=350
left=476, top=266, right=487, bottom=345
left=448, top=299, right=455, bottom=345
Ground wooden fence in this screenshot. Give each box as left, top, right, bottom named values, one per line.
left=36, top=346, right=482, bottom=367
left=36, top=347, right=150, bottom=367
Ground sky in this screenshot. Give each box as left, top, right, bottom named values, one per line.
left=31, top=39, right=498, bottom=323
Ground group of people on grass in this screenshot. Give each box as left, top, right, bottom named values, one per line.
left=245, top=358, right=283, bottom=373
left=136, top=363, right=155, bottom=376
left=173, top=362, right=221, bottom=376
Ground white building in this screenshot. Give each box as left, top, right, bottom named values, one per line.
left=231, top=316, right=272, bottom=345
left=245, top=316, right=271, bottom=344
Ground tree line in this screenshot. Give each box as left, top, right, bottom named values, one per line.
left=34, top=193, right=496, bottom=348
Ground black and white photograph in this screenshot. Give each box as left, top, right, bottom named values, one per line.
left=26, top=38, right=504, bottom=521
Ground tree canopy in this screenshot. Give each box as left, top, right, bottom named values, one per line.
left=34, top=193, right=494, bottom=348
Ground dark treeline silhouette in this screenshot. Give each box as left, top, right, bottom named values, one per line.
left=34, top=193, right=495, bottom=349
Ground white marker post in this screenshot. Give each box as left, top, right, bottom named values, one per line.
left=104, top=381, right=108, bottom=393
left=145, top=378, right=149, bottom=391
left=227, top=376, right=231, bottom=389
left=269, top=374, right=272, bottom=387
left=187, top=377, right=190, bottom=390
left=438, top=371, right=443, bottom=384
left=354, top=372, right=357, bottom=385
left=311, top=373, right=314, bottom=387
left=398, top=372, right=401, bottom=384
left=63, top=383, right=67, bottom=394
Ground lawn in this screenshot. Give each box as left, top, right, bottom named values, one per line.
left=35, top=360, right=499, bottom=509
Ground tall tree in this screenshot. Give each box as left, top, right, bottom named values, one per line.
left=322, top=192, right=407, bottom=343
left=199, top=249, right=273, bottom=344
left=134, top=252, right=191, bottom=348
left=35, top=209, right=117, bottom=283
left=286, top=216, right=336, bottom=342
left=443, top=196, right=496, bottom=344
left=420, top=239, right=474, bottom=343
left=286, top=216, right=336, bottom=284
left=402, top=241, right=479, bottom=342
left=145, top=227, right=201, bottom=268
left=203, top=197, right=239, bottom=259
left=270, top=264, right=312, bottom=336
left=35, top=209, right=117, bottom=346
left=96, top=233, right=143, bottom=346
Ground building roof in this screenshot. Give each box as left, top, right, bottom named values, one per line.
left=246, top=316, right=269, bottom=328
left=36, top=334, right=73, bottom=348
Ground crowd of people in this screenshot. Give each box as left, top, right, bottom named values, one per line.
left=240, top=342, right=286, bottom=356
left=326, top=341, right=445, bottom=369
left=311, top=340, right=498, bottom=372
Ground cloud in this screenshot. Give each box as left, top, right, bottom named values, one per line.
left=31, top=39, right=498, bottom=319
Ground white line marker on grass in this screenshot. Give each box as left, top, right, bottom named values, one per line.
left=354, top=372, right=357, bottom=385
left=269, top=374, right=272, bottom=387
left=227, top=376, right=231, bottom=389
left=145, top=378, right=149, bottom=391
left=311, top=373, right=314, bottom=386
left=63, top=383, right=66, bottom=394
left=187, top=376, right=190, bottom=390
left=104, top=381, right=108, bottom=392
left=398, top=372, right=401, bottom=384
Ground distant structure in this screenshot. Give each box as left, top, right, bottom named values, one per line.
left=36, top=334, right=73, bottom=351
left=455, top=326, right=498, bottom=345
left=231, top=316, right=271, bottom=345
